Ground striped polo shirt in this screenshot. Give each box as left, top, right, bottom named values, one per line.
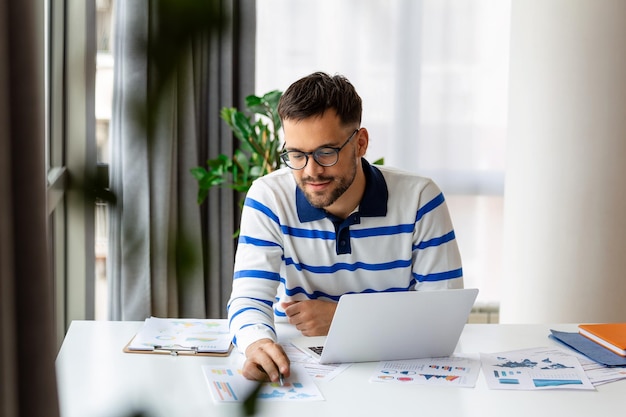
left=228, top=159, right=463, bottom=352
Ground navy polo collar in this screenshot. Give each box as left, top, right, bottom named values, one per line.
left=296, top=159, right=388, bottom=223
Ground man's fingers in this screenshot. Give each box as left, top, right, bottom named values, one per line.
left=242, top=362, right=270, bottom=381
left=243, top=340, right=290, bottom=382
left=281, top=300, right=301, bottom=316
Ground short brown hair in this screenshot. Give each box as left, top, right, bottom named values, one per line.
left=278, top=72, right=362, bottom=126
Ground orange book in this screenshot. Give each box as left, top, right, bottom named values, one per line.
left=578, top=323, right=626, bottom=357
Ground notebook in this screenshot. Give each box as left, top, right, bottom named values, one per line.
left=290, top=288, right=479, bottom=364
left=578, top=323, right=626, bottom=357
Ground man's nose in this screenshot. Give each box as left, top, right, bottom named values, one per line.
left=304, top=156, right=325, bottom=176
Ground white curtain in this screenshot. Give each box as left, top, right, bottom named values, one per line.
left=108, top=0, right=257, bottom=320
left=256, top=0, right=511, bottom=305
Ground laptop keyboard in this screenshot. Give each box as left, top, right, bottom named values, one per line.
left=309, top=346, right=324, bottom=355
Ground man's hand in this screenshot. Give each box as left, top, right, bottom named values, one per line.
left=242, top=339, right=290, bottom=383
left=281, top=299, right=337, bottom=336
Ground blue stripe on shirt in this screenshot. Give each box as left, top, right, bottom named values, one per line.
left=280, top=226, right=335, bottom=239
left=416, top=192, right=445, bottom=222
left=246, top=194, right=434, bottom=241
left=238, top=235, right=282, bottom=248
left=284, top=257, right=411, bottom=273
left=244, top=197, right=280, bottom=224
left=234, top=269, right=281, bottom=281
left=227, top=297, right=274, bottom=311
left=414, top=230, right=456, bottom=250
left=351, top=223, right=414, bottom=238
left=281, top=283, right=417, bottom=302
left=280, top=224, right=413, bottom=240
left=414, top=267, right=463, bottom=282
left=228, top=306, right=271, bottom=324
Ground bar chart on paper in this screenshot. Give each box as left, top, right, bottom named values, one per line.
left=480, top=347, right=595, bottom=390
left=208, top=368, right=241, bottom=401
left=202, top=364, right=324, bottom=403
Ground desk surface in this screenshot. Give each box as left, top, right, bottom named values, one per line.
left=56, top=321, right=625, bottom=417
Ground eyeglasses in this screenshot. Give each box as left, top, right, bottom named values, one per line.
left=280, top=129, right=359, bottom=170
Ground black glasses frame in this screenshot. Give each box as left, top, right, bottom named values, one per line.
left=280, top=129, right=359, bottom=170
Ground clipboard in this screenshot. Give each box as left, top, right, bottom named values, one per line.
left=123, top=317, right=234, bottom=357
left=123, top=339, right=233, bottom=357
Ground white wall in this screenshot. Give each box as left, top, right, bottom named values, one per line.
left=501, top=0, right=626, bottom=323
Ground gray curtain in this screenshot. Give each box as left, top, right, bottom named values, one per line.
left=108, top=0, right=255, bottom=320
left=0, top=1, right=60, bottom=416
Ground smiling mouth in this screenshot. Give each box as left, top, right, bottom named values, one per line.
left=306, top=182, right=330, bottom=192
left=304, top=178, right=332, bottom=189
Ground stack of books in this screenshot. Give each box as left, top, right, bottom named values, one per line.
left=578, top=323, right=626, bottom=357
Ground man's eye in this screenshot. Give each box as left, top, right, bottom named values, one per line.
left=316, top=148, right=335, bottom=157
left=289, top=153, right=306, bottom=160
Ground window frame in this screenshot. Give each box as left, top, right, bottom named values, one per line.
left=46, top=0, right=97, bottom=347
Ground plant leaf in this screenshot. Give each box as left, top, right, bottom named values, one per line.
left=245, top=94, right=263, bottom=110
left=192, top=90, right=286, bottom=207
left=231, top=111, right=253, bottom=142
left=189, top=166, right=207, bottom=181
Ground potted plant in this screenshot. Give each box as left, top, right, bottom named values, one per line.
left=191, top=90, right=283, bottom=205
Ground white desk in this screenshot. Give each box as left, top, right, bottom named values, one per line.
left=56, top=321, right=625, bottom=417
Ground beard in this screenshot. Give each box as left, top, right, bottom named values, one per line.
left=298, top=159, right=358, bottom=209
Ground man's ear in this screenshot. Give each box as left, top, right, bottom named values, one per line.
left=356, top=128, right=369, bottom=157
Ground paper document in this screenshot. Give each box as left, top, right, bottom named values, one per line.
left=559, top=346, right=626, bottom=386
left=126, top=317, right=232, bottom=353
left=283, top=342, right=351, bottom=381
left=480, top=347, right=595, bottom=390
left=369, top=355, right=481, bottom=387
left=202, top=363, right=324, bottom=403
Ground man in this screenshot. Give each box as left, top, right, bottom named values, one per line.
left=228, top=72, right=463, bottom=382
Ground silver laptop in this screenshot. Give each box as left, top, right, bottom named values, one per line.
left=290, top=288, right=478, bottom=364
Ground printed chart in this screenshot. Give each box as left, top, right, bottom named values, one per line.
left=203, top=363, right=324, bottom=403
left=127, top=317, right=231, bottom=352
left=370, top=355, right=481, bottom=387
left=480, top=347, right=595, bottom=390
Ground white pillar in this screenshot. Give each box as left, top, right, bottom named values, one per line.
left=501, top=0, right=626, bottom=323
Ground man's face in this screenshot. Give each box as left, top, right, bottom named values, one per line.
left=282, top=110, right=362, bottom=210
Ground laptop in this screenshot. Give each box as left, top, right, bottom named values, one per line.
left=290, top=288, right=478, bottom=364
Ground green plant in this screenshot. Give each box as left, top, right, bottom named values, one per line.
left=191, top=90, right=283, bottom=204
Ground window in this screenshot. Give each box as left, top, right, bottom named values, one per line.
left=95, top=0, right=115, bottom=320
left=256, top=0, right=510, bottom=313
